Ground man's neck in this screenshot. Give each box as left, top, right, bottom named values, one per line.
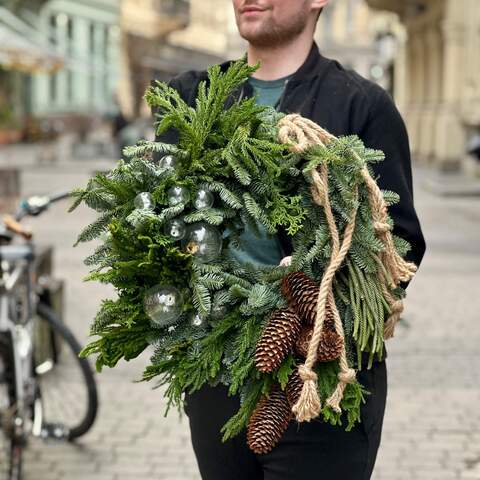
left=247, top=35, right=314, bottom=81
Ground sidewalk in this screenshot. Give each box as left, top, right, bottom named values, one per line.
left=372, top=166, right=480, bottom=480
left=13, top=162, right=480, bottom=480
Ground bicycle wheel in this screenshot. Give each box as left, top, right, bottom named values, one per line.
left=0, top=333, right=23, bottom=480
left=35, top=303, right=98, bottom=441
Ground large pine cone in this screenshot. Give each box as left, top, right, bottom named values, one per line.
left=255, top=308, right=302, bottom=373
left=247, top=385, right=291, bottom=454
left=281, top=272, right=335, bottom=326
left=294, top=325, right=344, bottom=362
left=285, top=367, right=304, bottom=409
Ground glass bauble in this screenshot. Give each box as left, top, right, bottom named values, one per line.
left=182, top=223, right=222, bottom=263
left=194, top=189, right=214, bottom=210
left=134, top=192, right=153, bottom=210
left=158, top=154, right=177, bottom=171
left=163, top=218, right=186, bottom=240
left=189, top=313, right=206, bottom=327
left=167, top=185, right=190, bottom=206
left=144, top=285, right=183, bottom=327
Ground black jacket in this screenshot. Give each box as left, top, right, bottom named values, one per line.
left=153, top=42, right=426, bottom=290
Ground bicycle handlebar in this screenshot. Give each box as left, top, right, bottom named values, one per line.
left=0, top=191, right=72, bottom=241
left=14, top=191, right=72, bottom=222
left=49, top=191, right=72, bottom=203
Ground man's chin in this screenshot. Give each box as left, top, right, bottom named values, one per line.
left=239, top=26, right=274, bottom=46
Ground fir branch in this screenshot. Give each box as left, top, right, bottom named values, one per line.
left=242, top=193, right=276, bottom=234
left=191, top=277, right=212, bottom=315
left=122, top=141, right=185, bottom=161
left=74, top=212, right=114, bottom=246
left=183, top=208, right=224, bottom=225
left=204, top=181, right=243, bottom=210
left=80, top=322, right=151, bottom=372
left=221, top=377, right=273, bottom=441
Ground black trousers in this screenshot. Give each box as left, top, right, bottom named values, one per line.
left=184, top=358, right=387, bottom=480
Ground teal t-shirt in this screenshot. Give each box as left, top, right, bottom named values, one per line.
left=248, top=75, right=291, bottom=107
left=226, top=74, right=292, bottom=267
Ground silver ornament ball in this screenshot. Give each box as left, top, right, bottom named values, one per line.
left=164, top=218, right=187, bottom=240
left=182, top=223, right=222, bottom=263
left=144, top=285, right=183, bottom=327
left=167, top=185, right=190, bottom=206
left=134, top=192, right=153, bottom=210
left=190, top=313, right=206, bottom=327
left=194, top=189, right=214, bottom=210
left=158, top=154, right=177, bottom=171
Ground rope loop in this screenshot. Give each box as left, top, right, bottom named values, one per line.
left=374, top=221, right=392, bottom=233
left=298, top=364, right=318, bottom=382
left=391, top=300, right=404, bottom=315
left=338, top=368, right=356, bottom=384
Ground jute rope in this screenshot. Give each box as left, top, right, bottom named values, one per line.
left=277, top=114, right=417, bottom=421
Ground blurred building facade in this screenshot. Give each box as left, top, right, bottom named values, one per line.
left=32, top=0, right=121, bottom=116
left=119, top=0, right=244, bottom=117
left=0, top=0, right=55, bottom=143
left=367, top=0, right=480, bottom=173
left=120, top=0, right=191, bottom=117
left=315, top=0, right=403, bottom=95
left=166, top=1, right=245, bottom=60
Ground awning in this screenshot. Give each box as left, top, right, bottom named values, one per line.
left=0, top=7, right=63, bottom=73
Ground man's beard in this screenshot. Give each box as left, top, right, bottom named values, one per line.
left=237, top=5, right=310, bottom=48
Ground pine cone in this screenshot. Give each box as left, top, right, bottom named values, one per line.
left=255, top=308, right=302, bottom=373
left=294, top=325, right=344, bottom=362
left=247, top=385, right=291, bottom=454
left=281, top=272, right=336, bottom=327
left=285, top=367, right=304, bottom=409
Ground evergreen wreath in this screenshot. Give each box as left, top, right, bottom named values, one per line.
left=72, top=59, right=417, bottom=453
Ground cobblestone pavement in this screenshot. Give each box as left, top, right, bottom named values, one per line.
left=10, top=161, right=480, bottom=479
left=371, top=167, right=480, bottom=480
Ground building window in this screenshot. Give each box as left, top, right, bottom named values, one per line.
left=49, top=73, right=57, bottom=104
left=104, top=25, right=109, bottom=62
left=67, top=17, right=73, bottom=47
left=67, top=70, right=73, bottom=104
left=49, top=14, right=56, bottom=45
left=89, top=22, right=95, bottom=56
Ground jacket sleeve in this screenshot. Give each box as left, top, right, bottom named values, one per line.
left=359, top=87, right=426, bottom=290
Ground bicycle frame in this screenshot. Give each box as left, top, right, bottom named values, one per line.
left=0, top=246, right=41, bottom=440
left=0, top=190, right=98, bottom=461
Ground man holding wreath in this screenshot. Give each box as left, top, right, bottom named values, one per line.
left=154, top=1, right=426, bottom=478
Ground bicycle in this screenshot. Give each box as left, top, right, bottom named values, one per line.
left=0, top=193, right=98, bottom=480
